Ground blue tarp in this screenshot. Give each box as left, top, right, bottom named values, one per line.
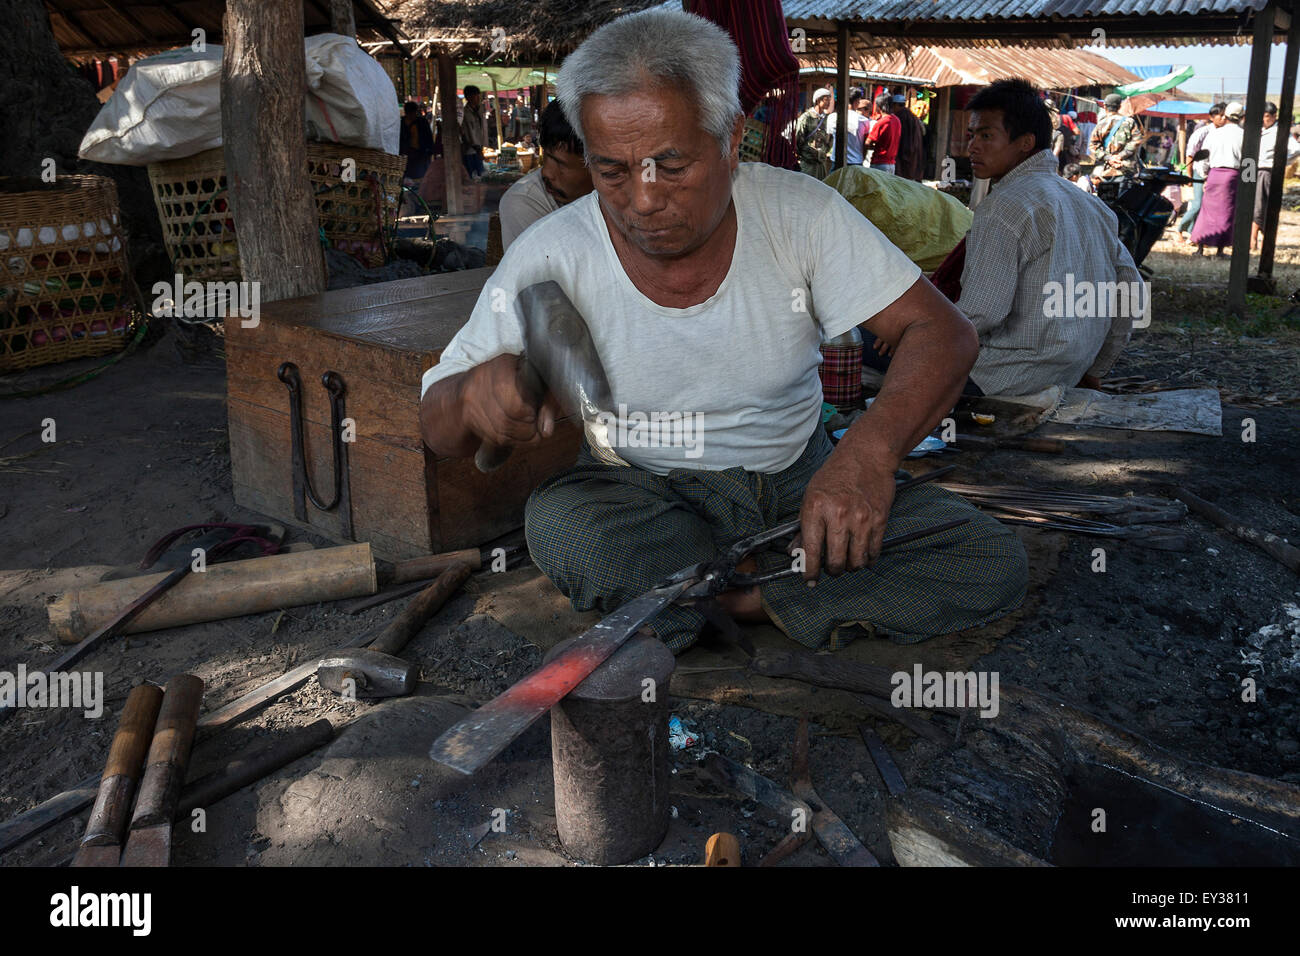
left=1141, top=100, right=1214, bottom=117
left=1129, top=65, right=1174, bottom=78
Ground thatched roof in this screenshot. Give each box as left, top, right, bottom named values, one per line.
left=376, top=0, right=664, bottom=61
left=46, top=0, right=408, bottom=62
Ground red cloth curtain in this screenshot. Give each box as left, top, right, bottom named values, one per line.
left=684, top=0, right=799, bottom=169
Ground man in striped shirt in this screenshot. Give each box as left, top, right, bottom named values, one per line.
left=958, top=78, right=1143, bottom=396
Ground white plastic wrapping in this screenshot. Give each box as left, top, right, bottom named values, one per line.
left=78, top=34, right=399, bottom=166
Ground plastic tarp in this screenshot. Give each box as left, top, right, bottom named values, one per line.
left=79, top=34, right=399, bottom=166
left=823, top=166, right=972, bottom=273
left=1141, top=100, right=1214, bottom=119
left=1048, top=387, right=1222, bottom=436
left=1115, top=65, right=1195, bottom=98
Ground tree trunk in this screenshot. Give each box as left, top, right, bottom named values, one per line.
left=221, top=0, right=325, bottom=303
left=437, top=51, right=463, bottom=215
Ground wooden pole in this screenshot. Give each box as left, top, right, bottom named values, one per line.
left=1258, top=7, right=1300, bottom=282
left=437, top=50, right=463, bottom=215
left=221, top=0, right=326, bottom=303
left=490, top=74, right=504, bottom=151
left=1228, top=1, right=1275, bottom=318
left=933, top=86, right=951, bottom=181
left=328, top=0, right=356, bottom=37
left=835, top=20, right=849, bottom=169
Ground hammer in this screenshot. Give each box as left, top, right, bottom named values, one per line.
left=317, top=562, right=472, bottom=699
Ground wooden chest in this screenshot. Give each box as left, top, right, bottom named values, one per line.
left=224, top=268, right=580, bottom=560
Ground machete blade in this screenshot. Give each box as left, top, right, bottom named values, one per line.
left=430, top=580, right=691, bottom=775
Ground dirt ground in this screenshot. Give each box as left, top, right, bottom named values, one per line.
left=2, top=200, right=1299, bottom=868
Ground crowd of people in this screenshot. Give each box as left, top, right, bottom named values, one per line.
left=794, top=86, right=926, bottom=180
left=398, top=89, right=543, bottom=184
left=1173, top=100, right=1300, bottom=256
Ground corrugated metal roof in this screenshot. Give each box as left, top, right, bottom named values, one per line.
left=781, top=0, right=1268, bottom=20
left=801, top=44, right=1142, bottom=87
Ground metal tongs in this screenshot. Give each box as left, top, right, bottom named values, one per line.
left=429, top=466, right=969, bottom=775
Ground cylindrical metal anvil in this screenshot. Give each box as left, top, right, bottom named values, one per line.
left=545, top=633, right=676, bottom=866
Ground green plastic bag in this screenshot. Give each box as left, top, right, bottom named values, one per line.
left=824, top=167, right=972, bottom=273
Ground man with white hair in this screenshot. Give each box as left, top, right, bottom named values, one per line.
left=795, top=87, right=835, bottom=178
left=419, top=9, right=1027, bottom=653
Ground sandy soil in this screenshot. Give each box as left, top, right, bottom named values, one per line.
left=1, top=204, right=1298, bottom=868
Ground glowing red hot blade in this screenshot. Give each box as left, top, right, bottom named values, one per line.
left=429, top=580, right=691, bottom=775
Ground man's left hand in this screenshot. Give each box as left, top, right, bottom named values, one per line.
left=796, top=452, right=897, bottom=580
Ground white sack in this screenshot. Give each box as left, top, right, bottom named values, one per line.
left=79, top=34, right=398, bottom=166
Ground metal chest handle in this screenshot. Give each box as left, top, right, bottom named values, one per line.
left=277, top=362, right=354, bottom=541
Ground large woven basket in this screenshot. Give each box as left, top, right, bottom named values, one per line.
left=0, top=175, right=135, bottom=372
left=147, top=142, right=406, bottom=282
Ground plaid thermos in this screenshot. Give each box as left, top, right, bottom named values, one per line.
left=818, top=327, right=864, bottom=409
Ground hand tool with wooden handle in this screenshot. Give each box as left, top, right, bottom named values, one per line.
left=475, top=281, right=615, bottom=473
left=791, top=718, right=878, bottom=867
left=704, top=833, right=742, bottom=867
left=430, top=519, right=969, bottom=776
left=177, top=719, right=334, bottom=816
left=71, top=684, right=165, bottom=867
left=317, top=562, right=473, bottom=698
left=120, top=674, right=204, bottom=867
left=475, top=355, right=546, bottom=473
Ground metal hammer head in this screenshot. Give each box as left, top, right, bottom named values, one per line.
left=317, top=648, right=416, bottom=699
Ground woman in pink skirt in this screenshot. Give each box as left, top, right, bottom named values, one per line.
left=1190, top=102, right=1244, bottom=257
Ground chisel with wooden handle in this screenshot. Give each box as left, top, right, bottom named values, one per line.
left=120, top=674, right=204, bottom=867
left=71, top=684, right=165, bottom=867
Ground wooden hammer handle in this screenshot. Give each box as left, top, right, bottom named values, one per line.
left=369, top=563, right=473, bottom=657
left=385, top=548, right=481, bottom=585
left=130, top=674, right=204, bottom=828
left=81, top=683, right=164, bottom=846
left=705, top=832, right=742, bottom=867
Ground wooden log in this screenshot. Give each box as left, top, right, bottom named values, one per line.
left=381, top=548, right=481, bottom=586
left=48, top=543, right=377, bottom=643
left=221, top=0, right=326, bottom=303
left=438, top=50, right=463, bottom=215
left=1175, top=487, right=1300, bottom=574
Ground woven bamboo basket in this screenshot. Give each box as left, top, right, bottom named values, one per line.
left=147, top=143, right=406, bottom=282
left=0, top=175, right=135, bottom=372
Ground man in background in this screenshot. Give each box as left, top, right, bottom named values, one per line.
left=1252, top=101, right=1300, bottom=250
left=892, top=93, right=926, bottom=180
left=795, top=87, right=834, bottom=178
left=959, top=78, right=1141, bottom=396
left=1090, top=93, right=1141, bottom=177
left=498, top=101, right=595, bottom=249
left=461, top=84, right=488, bottom=179
left=827, top=87, right=870, bottom=167
left=865, top=92, right=901, bottom=173
left=399, top=101, right=434, bottom=182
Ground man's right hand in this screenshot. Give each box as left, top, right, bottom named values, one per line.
left=457, top=353, right=557, bottom=450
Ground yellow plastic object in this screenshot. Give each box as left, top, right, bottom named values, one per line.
left=823, top=166, right=972, bottom=273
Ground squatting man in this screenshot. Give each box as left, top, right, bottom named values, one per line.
left=420, top=9, right=1028, bottom=653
